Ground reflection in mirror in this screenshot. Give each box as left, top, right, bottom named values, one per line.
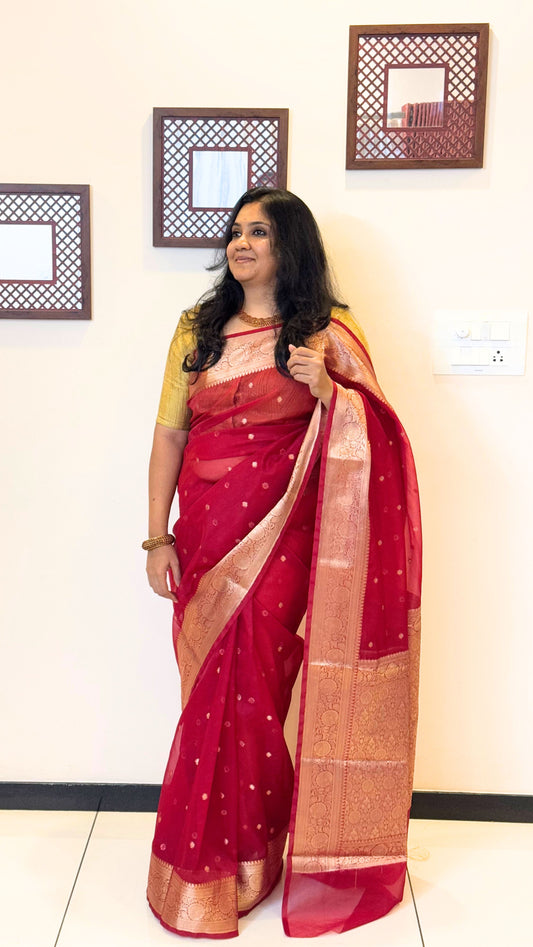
left=347, top=24, right=489, bottom=168
left=192, top=150, right=248, bottom=209
left=0, top=223, right=54, bottom=281
left=386, top=66, right=446, bottom=127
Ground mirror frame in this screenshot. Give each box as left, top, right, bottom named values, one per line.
left=346, top=23, right=490, bottom=170
left=153, top=107, right=288, bottom=248
left=0, top=184, right=91, bottom=320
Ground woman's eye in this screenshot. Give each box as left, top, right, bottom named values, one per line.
left=252, top=228, right=267, bottom=236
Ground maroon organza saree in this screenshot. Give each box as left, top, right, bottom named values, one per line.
left=147, top=314, right=421, bottom=938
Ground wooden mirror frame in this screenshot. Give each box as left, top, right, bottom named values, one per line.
left=346, top=24, right=490, bottom=170
left=153, top=108, right=289, bottom=247
left=0, top=184, right=91, bottom=319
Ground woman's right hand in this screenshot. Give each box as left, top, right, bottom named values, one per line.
left=146, top=544, right=181, bottom=602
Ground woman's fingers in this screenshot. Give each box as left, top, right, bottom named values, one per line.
left=287, top=344, right=317, bottom=363
left=146, top=547, right=179, bottom=602
left=288, top=345, right=319, bottom=377
left=287, top=344, right=334, bottom=407
left=170, top=557, right=182, bottom=590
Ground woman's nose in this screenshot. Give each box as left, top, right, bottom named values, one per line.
left=235, top=232, right=250, bottom=248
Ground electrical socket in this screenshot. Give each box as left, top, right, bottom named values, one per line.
left=489, top=348, right=505, bottom=365
left=433, top=309, right=528, bottom=375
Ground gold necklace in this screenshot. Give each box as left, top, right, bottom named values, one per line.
left=237, top=309, right=281, bottom=328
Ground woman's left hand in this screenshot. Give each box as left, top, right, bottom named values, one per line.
left=288, top=344, right=334, bottom=408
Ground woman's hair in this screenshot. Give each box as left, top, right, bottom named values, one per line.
left=183, top=187, right=346, bottom=375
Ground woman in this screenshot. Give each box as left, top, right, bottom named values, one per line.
left=145, top=188, right=421, bottom=938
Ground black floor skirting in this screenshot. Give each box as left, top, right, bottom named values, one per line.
left=1, top=783, right=532, bottom=822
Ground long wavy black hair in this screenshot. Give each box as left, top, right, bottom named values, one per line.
left=183, top=187, right=346, bottom=375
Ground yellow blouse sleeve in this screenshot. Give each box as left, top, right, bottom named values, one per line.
left=156, top=312, right=196, bottom=431
left=330, top=306, right=370, bottom=354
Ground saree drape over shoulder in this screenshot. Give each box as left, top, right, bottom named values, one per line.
left=147, top=310, right=422, bottom=938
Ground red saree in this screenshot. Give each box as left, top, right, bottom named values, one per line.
left=147, top=312, right=421, bottom=938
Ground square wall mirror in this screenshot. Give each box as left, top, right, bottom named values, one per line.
left=153, top=108, right=289, bottom=247
left=346, top=24, right=489, bottom=169
left=0, top=184, right=91, bottom=319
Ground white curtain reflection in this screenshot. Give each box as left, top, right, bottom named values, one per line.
left=192, top=150, right=249, bottom=209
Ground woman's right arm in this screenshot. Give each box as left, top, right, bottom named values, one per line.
left=146, top=423, right=189, bottom=602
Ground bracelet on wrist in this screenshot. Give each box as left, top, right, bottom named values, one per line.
left=142, top=534, right=175, bottom=551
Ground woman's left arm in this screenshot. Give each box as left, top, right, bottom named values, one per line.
left=287, top=344, right=334, bottom=409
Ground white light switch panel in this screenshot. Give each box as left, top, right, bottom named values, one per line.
left=432, top=310, right=528, bottom=375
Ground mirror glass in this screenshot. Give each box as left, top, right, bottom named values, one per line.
left=386, top=66, right=446, bottom=127
left=0, top=223, right=54, bottom=280
left=192, top=150, right=248, bottom=209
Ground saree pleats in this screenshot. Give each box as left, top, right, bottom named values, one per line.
left=148, top=597, right=305, bottom=936
left=148, top=317, right=422, bottom=938
left=148, top=332, right=323, bottom=936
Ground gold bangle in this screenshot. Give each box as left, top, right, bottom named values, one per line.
left=142, top=534, right=175, bottom=551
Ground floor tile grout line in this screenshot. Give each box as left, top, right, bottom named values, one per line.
left=53, top=796, right=103, bottom=947
left=407, top=866, right=426, bottom=947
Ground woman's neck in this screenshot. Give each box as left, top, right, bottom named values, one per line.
left=241, top=287, right=277, bottom=319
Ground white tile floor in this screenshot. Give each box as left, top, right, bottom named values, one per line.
left=1, top=811, right=532, bottom=946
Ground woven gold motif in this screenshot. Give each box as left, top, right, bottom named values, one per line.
left=147, top=832, right=286, bottom=935
left=291, top=386, right=372, bottom=861
left=292, top=852, right=407, bottom=874
left=148, top=855, right=237, bottom=935
left=290, top=381, right=420, bottom=874
left=407, top=606, right=422, bottom=787
left=195, top=326, right=280, bottom=391
left=177, top=399, right=323, bottom=704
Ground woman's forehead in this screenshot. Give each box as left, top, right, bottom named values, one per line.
left=233, top=202, right=271, bottom=225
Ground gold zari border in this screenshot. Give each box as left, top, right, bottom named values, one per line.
left=178, top=399, right=323, bottom=704
left=292, top=853, right=407, bottom=873
left=290, top=386, right=420, bottom=877
left=291, top=387, right=371, bottom=860
left=147, top=832, right=286, bottom=936
left=192, top=326, right=279, bottom=392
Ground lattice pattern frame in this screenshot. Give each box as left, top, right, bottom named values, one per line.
left=0, top=184, right=91, bottom=319
left=346, top=24, right=489, bottom=169
left=153, top=108, right=289, bottom=247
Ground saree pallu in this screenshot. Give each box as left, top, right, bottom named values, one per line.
left=147, top=316, right=422, bottom=938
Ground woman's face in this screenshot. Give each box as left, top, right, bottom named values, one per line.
left=226, top=202, right=278, bottom=292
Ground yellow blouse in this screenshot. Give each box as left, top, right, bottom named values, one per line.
left=156, top=311, right=196, bottom=431
left=155, top=307, right=369, bottom=432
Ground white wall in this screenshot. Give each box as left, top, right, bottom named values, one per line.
left=1, top=0, right=531, bottom=793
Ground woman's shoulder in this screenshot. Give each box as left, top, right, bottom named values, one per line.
left=177, top=307, right=198, bottom=332
left=169, top=309, right=197, bottom=351
left=328, top=307, right=370, bottom=353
